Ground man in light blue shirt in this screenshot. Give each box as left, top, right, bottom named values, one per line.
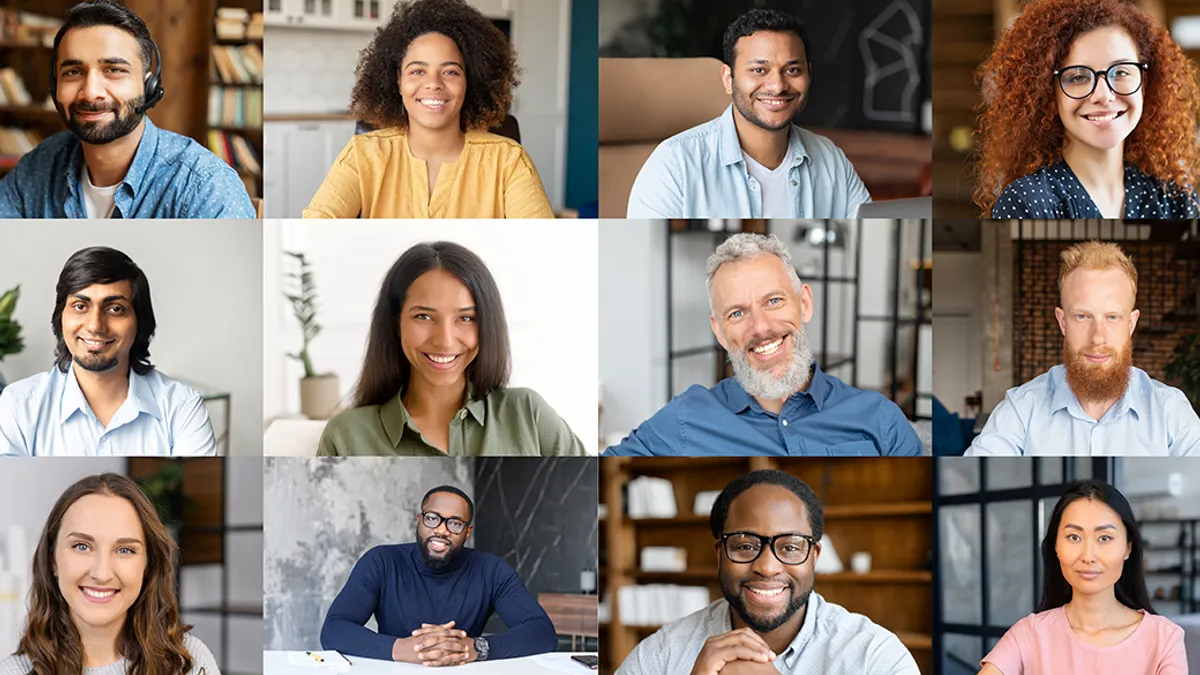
left=0, top=0, right=253, bottom=219
left=626, top=9, right=869, bottom=219
left=604, top=233, right=920, bottom=457
left=616, top=470, right=919, bottom=675
left=967, top=241, right=1200, bottom=456
left=0, top=246, right=216, bottom=457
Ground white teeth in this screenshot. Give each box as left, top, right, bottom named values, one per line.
left=427, top=354, right=457, bottom=364
left=747, top=587, right=785, bottom=596
left=82, top=588, right=115, bottom=599
left=751, top=338, right=783, bottom=355
left=1085, top=111, right=1121, bottom=121
left=420, top=99, right=446, bottom=107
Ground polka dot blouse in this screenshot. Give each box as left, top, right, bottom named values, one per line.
left=990, top=161, right=1199, bottom=218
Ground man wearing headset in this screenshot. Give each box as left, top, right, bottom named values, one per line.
left=0, top=0, right=254, bottom=218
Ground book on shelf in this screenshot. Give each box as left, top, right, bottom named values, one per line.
left=246, top=13, right=263, bottom=40
left=0, top=9, right=63, bottom=46
left=207, top=130, right=261, bottom=176
left=215, top=7, right=249, bottom=41
left=209, top=86, right=262, bottom=128
left=0, top=68, right=31, bottom=106
left=211, top=45, right=263, bottom=85
left=0, top=126, right=43, bottom=158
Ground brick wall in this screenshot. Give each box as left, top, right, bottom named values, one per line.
left=1014, top=241, right=1199, bottom=385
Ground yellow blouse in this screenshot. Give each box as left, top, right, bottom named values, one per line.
left=302, top=128, right=555, bottom=219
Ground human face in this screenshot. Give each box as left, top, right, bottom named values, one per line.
left=1055, top=268, right=1139, bottom=401
left=710, top=255, right=814, bottom=399
left=722, top=30, right=810, bottom=132
left=398, top=32, right=467, bottom=133
left=61, top=281, right=137, bottom=374
left=54, top=494, right=147, bottom=636
left=399, top=269, right=480, bottom=391
left=1056, top=26, right=1143, bottom=155
left=415, top=491, right=472, bottom=570
left=55, top=26, right=147, bottom=146
left=1056, top=497, right=1131, bottom=598
left=716, top=485, right=819, bottom=634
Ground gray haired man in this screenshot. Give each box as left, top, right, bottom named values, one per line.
left=603, top=233, right=919, bottom=456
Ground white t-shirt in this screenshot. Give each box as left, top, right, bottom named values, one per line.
left=742, top=150, right=793, bottom=218
left=81, top=164, right=119, bottom=218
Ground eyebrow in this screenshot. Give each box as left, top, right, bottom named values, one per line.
left=408, top=305, right=476, bottom=313
left=403, top=60, right=465, bottom=69
left=59, top=57, right=134, bottom=70
left=71, top=293, right=130, bottom=304
left=65, top=532, right=145, bottom=545
left=747, top=58, right=805, bottom=66
left=1063, top=523, right=1118, bottom=532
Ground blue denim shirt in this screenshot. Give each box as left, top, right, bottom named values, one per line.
left=603, top=364, right=921, bottom=456
left=626, top=105, right=871, bottom=218
left=0, top=117, right=254, bottom=218
left=965, top=365, right=1200, bottom=456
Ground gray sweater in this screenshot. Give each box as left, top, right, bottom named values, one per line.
left=0, top=633, right=219, bottom=675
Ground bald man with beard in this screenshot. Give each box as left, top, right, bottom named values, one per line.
left=967, top=241, right=1200, bottom=456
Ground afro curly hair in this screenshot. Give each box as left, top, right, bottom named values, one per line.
left=348, top=0, right=520, bottom=132
left=972, top=0, right=1200, bottom=215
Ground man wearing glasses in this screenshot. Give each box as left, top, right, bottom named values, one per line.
left=617, top=470, right=918, bottom=675
left=319, top=485, right=557, bottom=665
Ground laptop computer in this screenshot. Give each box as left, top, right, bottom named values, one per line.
left=856, top=197, right=932, bottom=219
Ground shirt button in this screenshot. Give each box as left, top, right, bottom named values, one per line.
left=791, top=181, right=797, bottom=186
left=459, top=410, right=467, bottom=420
left=782, top=419, right=788, bottom=427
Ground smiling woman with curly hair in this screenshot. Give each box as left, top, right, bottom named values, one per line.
left=302, top=0, right=553, bottom=219
left=974, top=0, right=1200, bottom=218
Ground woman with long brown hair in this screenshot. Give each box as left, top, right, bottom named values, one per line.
left=317, top=241, right=585, bottom=456
left=974, top=0, right=1200, bottom=218
left=0, top=473, right=218, bottom=675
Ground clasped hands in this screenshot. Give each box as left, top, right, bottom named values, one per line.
left=689, top=628, right=783, bottom=675
left=392, top=621, right=478, bottom=667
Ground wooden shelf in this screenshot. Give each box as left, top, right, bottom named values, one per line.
left=0, top=105, right=58, bottom=119
left=630, top=514, right=709, bottom=527
left=896, top=632, right=934, bottom=650
left=623, top=457, right=753, bottom=472
left=0, top=41, right=51, bottom=50
left=209, top=124, right=262, bottom=132
left=824, top=502, right=932, bottom=518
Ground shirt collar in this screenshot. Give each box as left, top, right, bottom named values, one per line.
left=66, top=117, right=160, bottom=205
left=58, top=366, right=162, bottom=422
left=717, top=104, right=809, bottom=169
left=722, top=362, right=832, bottom=414
left=1048, top=365, right=1141, bottom=420
left=379, top=388, right=488, bottom=446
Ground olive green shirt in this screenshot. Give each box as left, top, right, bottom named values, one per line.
left=317, top=387, right=587, bottom=456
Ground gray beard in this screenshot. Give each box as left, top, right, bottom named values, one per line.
left=727, top=327, right=814, bottom=400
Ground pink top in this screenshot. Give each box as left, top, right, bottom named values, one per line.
left=982, top=607, right=1187, bottom=675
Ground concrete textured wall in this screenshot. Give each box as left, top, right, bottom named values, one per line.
left=262, top=458, right=474, bottom=650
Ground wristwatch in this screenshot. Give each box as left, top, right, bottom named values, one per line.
left=473, top=636, right=490, bottom=662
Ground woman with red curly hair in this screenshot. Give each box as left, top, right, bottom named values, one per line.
left=303, top=0, right=553, bottom=219
left=974, top=0, right=1200, bottom=218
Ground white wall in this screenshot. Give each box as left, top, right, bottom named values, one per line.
left=0, top=221, right=264, bottom=457
left=263, top=0, right=571, bottom=211
left=262, top=219, right=599, bottom=453
left=932, top=251, right=983, bottom=416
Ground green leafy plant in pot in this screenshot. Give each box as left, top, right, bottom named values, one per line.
left=284, top=251, right=340, bottom=419
left=1166, top=333, right=1200, bottom=410
left=0, top=285, right=25, bottom=393
left=137, top=462, right=191, bottom=541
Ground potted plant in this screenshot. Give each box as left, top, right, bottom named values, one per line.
left=0, top=285, right=25, bottom=393
left=1166, top=333, right=1200, bottom=410
left=284, top=251, right=340, bottom=419
left=136, top=462, right=190, bottom=540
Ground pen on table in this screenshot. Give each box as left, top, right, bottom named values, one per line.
left=339, top=652, right=353, bottom=666
left=305, top=651, right=325, bottom=663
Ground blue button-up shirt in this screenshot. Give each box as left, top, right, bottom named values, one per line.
left=626, top=105, right=871, bottom=218
left=966, top=365, right=1200, bottom=456
left=0, top=117, right=255, bottom=218
left=0, top=366, right=217, bottom=456
left=603, top=364, right=921, bottom=456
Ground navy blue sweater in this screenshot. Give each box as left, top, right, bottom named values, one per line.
left=319, top=543, right=557, bottom=661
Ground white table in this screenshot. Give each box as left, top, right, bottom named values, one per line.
left=264, top=651, right=597, bottom=675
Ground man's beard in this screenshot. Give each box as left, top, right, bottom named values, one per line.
left=1063, top=337, right=1133, bottom=403
left=727, top=326, right=814, bottom=401
left=719, top=566, right=811, bottom=633
left=73, top=350, right=119, bottom=373
left=416, top=524, right=461, bottom=570
left=731, top=77, right=802, bottom=132
left=65, top=96, right=144, bottom=145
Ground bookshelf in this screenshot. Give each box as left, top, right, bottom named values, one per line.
left=0, top=5, right=65, bottom=174
left=601, top=457, right=934, bottom=675
left=207, top=3, right=263, bottom=199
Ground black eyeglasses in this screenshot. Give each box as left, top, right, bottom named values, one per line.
left=421, top=511, right=470, bottom=534
left=1053, top=62, right=1147, bottom=99
left=719, top=532, right=816, bottom=565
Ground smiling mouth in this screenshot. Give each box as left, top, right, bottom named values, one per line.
left=78, top=337, right=115, bottom=349
left=427, top=538, right=451, bottom=553
left=1083, top=110, right=1126, bottom=122
left=81, top=586, right=118, bottom=601
left=418, top=99, right=448, bottom=109
left=425, top=353, right=459, bottom=364
left=749, top=336, right=785, bottom=356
